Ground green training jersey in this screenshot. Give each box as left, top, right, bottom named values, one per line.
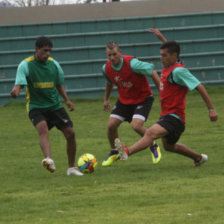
left=15, top=56, right=64, bottom=112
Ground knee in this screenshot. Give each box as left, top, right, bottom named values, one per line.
left=64, top=128, right=75, bottom=140
left=164, top=146, right=173, bottom=152
left=108, top=121, right=118, bottom=132
left=163, top=144, right=176, bottom=152
left=144, top=128, right=157, bottom=139
left=131, top=122, right=142, bottom=133
left=37, top=123, right=49, bottom=136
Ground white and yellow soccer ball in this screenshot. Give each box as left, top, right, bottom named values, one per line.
left=78, top=153, right=97, bottom=174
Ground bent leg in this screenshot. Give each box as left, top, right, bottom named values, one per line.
left=128, top=123, right=168, bottom=156
left=36, top=120, right=51, bottom=158
left=162, top=138, right=202, bottom=161
left=107, top=117, right=122, bottom=149
left=131, top=118, right=147, bottom=137
left=61, top=126, right=76, bottom=168
left=131, top=118, right=162, bottom=164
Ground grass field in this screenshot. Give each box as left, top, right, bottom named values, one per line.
left=0, top=87, right=223, bottom=224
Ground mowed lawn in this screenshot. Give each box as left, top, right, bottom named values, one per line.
left=0, top=87, right=223, bottom=224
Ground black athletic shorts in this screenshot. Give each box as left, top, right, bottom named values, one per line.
left=29, top=107, right=73, bottom=130
left=157, top=114, right=185, bottom=145
left=111, top=95, right=154, bottom=122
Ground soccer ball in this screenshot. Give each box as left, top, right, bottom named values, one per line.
left=78, top=153, right=97, bottom=174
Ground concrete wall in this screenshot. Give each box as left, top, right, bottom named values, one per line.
left=1, top=0, right=224, bottom=25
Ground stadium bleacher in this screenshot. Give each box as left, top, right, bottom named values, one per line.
left=0, top=11, right=224, bottom=105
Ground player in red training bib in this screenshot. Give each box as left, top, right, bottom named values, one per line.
left=102, top=39, right=162, bottom=167
left=115, top=41, right=218, bottom=168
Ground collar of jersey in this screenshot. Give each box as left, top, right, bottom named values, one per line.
left=111, top=57, right=124, bottom=71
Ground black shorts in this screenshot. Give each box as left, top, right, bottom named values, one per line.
left=157, top=114, right=185, bottom=145
left=29, top=107, right=73, bottom=130
left=111, top=96, right=154, bottom=122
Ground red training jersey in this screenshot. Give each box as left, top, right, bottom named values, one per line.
left=160, top=63, right=188, bottom=123
left=105, top=55, right=153, bottom=104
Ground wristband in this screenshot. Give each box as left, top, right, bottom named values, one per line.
left=209, top=108, right=215, bottom=112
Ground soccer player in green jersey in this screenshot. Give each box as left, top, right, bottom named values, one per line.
left=11, top=36, right=83, bottom=176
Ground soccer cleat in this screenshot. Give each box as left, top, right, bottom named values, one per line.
left=102, top=150, right=120, bottom=167
left=192, top=154, right=208, bottom=167
left=150, top=141, right=162, bottom=164
left=115, top=138, right=128, bottom=160
left=42, top=157, right=56, bottom=173
left=67, top=167, right=84, bottom=176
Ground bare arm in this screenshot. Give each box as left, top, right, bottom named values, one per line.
left=11, top=85, right=22, bottom=98
left=196, top=84, right=218, bottom=121
left=151, top=70, right=160, bottom=91
left=104, top=82, right=113, bottom=112
left=56, top=84, right=74, bottom=111
left=150, top=28, right=167, bottom=43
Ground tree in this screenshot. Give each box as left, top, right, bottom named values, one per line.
left=84, top=0, right=98, bottom=3
left=0, top=0, right=14, bottom=7
left=3, top=0, right=55, bottom=7
left=103, top=0, right=120, bottom=2
left=1, top=0, right=120, bottom=7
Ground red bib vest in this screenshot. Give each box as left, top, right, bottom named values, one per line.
left=105, top=55, right=152, bottom=104
left=160, top=63, right=188, bottom=123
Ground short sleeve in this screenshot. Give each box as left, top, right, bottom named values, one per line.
left=15, top=60, right=29, bottom=85
left=53, top=59, right=64, bottom=85
left=172, top=67, right=200, bottom=91
left=102, top=64, right=112, bottom=84
left=130, top=58, right=154, bottom=76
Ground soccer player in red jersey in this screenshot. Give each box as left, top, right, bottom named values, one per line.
left=115, top=41, right=218, bottom=167
left=102, top=40, right=162, bottom=166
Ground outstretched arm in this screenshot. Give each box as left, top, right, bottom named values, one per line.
left=11, top=85, right=22, bottom=98
left=104, top=82, right=113, bottom=112
left=150, top=28, right=167, bottom=43
left=56, top=84, right=74, bottom=111
left=196, top=84, right=218, bottom=121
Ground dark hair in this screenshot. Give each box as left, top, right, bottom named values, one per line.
left=35, top=36, right=53, bottom=48
left=160, top=41, right=180, bottom=58
left=106, top=40, right=120, bottom=50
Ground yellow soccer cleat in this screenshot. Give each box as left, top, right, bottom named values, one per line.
left=102, top=150, right=120, bottom=167
left=150, top=142, right=162, bottom=164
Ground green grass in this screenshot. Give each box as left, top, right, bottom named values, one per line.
left=0, top=87, right=224, bottom=224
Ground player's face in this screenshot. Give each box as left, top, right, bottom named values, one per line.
left=106, top=47, right=122, bottom=67
left=35, top=45, right=52, bottom=62
left=160, top=48, right=177, bottom=67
